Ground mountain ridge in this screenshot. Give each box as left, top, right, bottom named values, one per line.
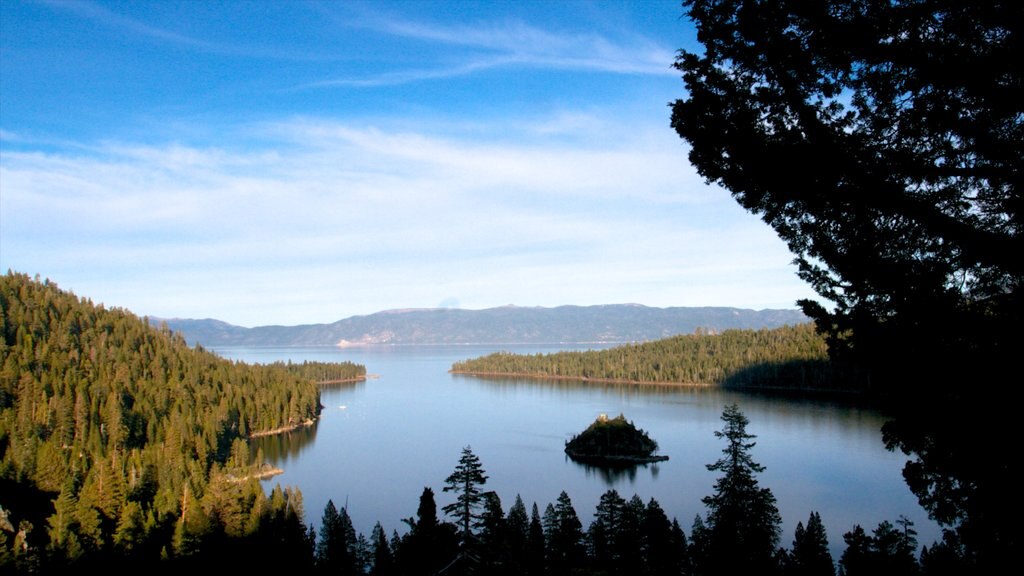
left=154, top=304, right=809, bottom=348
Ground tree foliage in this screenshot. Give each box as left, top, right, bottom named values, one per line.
left=671, top=1, right=1023, bottom=566
left=453, top=323, right=836, bottom=390
left=564, top=414, right=664, bottom=464
left=442, top=445, right=489, bottom=551
left=0, top=271, right=361, bottom=570
left=693, top=403, right=781, bottom=575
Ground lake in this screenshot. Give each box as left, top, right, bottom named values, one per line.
left=214, top=344, right=939, bottom=557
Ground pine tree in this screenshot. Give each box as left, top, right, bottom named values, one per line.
left=698, top=403, right=781, bottom=575
left=544, top=491, right=585, bottom=575
left=788, top=511, right=834, bottom=576
left=442, top=446, right=489, bottom=548
left=369, top=522, right=393, bottom=576
left=525, top=503, right=546, bottom=576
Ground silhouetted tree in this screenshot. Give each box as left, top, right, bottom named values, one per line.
left=696, top=404, right=781, bottom=575
left=525, top=503, right=546, bottom=576
left=442, top=446, right=489, bottom=550
left=671, top=2, right=1023, bottom=568
left=919, top=530, right=968, bottom=576
left=641, top=499, right=689, bottom=576
left=395, top=487, right=458, bottom=576
left=369, top=522, right=393, bottom=576
left=477, top=491, right=508, bottom=573
left=787, top=511, right=834, bottom=576
left=839, top=517, right=919, bottom=576
left=543, top=492, right=586, bottom=575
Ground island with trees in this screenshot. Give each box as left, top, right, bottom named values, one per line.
left=564, top=414, right=668, bottom=466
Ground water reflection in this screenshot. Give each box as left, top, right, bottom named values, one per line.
left=571, top=456, right=662, bottom=485
left=252, top=420, right=320, bottom=467
left=216, top=345, right=939, bottom=557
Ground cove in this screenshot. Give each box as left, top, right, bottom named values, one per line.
left=214, top=343, right=940, bottom=558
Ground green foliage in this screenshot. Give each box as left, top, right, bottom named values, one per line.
left=564, top=414, right=664, bottom=464
left=453, top=323, right=839, bottom=390
left=0, top=271, right=363, bottom=569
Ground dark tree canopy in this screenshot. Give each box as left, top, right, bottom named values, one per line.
left=694, top=404, right=781, bottom=575
left=442, top=446, right=489, bottom=550
left=672, top=1, right=1023, bottom=568
left=672, top=0, right=1022, bottom=375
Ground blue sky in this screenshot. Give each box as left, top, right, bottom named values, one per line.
left=0, top=0, right=818, bottom=327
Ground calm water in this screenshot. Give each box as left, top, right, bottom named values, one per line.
left=215, top=344, right=939, bottom=556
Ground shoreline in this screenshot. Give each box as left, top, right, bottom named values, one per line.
left=248, top=416, right=318, bottom=438
left=316, top=375, right=369, bottom=385
left=565, top=451, right=670, bottom=466
left=449, top=370, right=865, bottom=397
left=224, top=464, right=285, bottom=483
left=450, top=370, right=716, bottom=389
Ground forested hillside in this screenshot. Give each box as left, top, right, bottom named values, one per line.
left=0, top=272, right=362, bottom=571
left=452, top=324, right=840, bottom=391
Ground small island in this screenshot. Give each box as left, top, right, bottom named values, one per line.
left=565, top=413, right=669, bottom=465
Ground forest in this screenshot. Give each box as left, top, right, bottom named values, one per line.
left=0, top=272, right=946, bottom=575
left=0, top=271, right=364, bottom=571
left=450, top=323, right=844, bottom=392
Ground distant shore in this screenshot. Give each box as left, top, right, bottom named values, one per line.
left=449, top=370, right=715, bottom=388
left=450, top=370, right=864, bottom=398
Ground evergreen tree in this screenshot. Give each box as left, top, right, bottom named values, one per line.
left=698, top=403, right=781, bottom=575
left=525, top=503, right=546, bottom=576
left=369, top=522, right=393, bottom=576
left=839, top=518, right=919, bottom=576
left=504, top=494, right=530, bottom=574
left=544, top=491, right=586, bottom=575
left=396, top=487, right=458, bottom=576
left=442, top=446, right=489, bottom=548
left=787, top=511, right=834, bottom=576
left=477, top=491, right=507, bottom=573
left=318, top=499, right=358, bottom=574
left=670, top=2, right=1023, bottom=567
left=641, top=498, right=688, bottom=576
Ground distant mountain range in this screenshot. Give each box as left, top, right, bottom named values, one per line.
left=153, top=304, right=809, bottom=348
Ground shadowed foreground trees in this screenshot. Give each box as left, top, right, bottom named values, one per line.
left=691, top=403, right=781, bottom=575
left=671, top=0, right=1023, bottom=569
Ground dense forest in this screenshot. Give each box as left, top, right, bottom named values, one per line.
left=451, top=323, right=844, bottom=392
left=0, top=272, right=364, bottom=571
left=0, top=273, right=951, bottom=574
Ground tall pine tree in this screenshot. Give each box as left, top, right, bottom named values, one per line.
left=695, top=403, right=781, bottom=575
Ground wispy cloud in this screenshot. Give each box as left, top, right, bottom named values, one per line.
left=0, top=114, right=810, bottom=325
left=374, top=16, right=676, bottom=74
left=303, top=7, right=676, bottom=89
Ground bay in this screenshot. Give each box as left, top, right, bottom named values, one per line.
left=214, top=343, right=939, bottom=557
